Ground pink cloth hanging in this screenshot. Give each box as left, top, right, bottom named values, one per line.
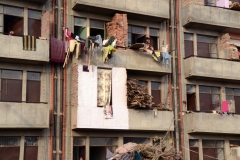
left=222, top=101, right=229, bottom=112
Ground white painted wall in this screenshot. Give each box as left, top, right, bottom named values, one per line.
left=77, top=65, right=129, bottom=129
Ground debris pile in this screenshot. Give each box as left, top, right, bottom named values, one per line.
left=230, top=2, right=240, bottom=10
left=127, top=78, right=153, bottom=109
left=110, top=137, right=182, bottom=160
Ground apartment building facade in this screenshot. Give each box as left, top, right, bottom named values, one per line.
left=1, top=0, right=240, bottom=160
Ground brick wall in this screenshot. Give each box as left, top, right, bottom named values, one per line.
left=106, top=14, right=128, bottom=47
left=182, top=0, right=204, bottom=7
left=41, top=11, right=50, bottom=38
left=71, top=64, right=78, bottom=108
left=219, top=33, right=239, bottom=59
left=219, top=33, right=230, bottom=50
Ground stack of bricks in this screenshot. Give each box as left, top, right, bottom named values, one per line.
left=219, top=33, right=230, bottom=50
left=106, top=13, right=128, bottom=47
left=71, top=64, right=78, bottom=108
left=182, top=0, right=204, bottom=7
left=41, top=11, right=50, bottom=38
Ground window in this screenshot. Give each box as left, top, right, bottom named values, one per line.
left=0, top=137, right=21, bottom=160
left=230, top=140, right=240, bottom=147
left=74, top=17, right=86, bottom=40
left=24, top=137, right=38, bottom=160
left=149, top=28, right=159, bottom=50
left=226, top=88, right=240, bottom=114
left=1, top=70, right=22, bottom=102
left=184, top=33, right=194, bottom=58
left=89, top=137, right=118, bottom=160
left=1, top=5, right=24, bottom=35
left=151, top=82, right=161, bottom=106
left=73, top=137, right=86, bottom=160
left=90, top=19, right=105, bottom=40
left=199, top=86, right=220, bottom=111
left=124, top=137, right=149, bottom=144
left=28, top=10, right=41, bottom=37
left=187, top=85, right=196, bottom=111
left=128, top=25, right=146, bottom=46
left=26, top=72, right=41, bottom=103
left=189, top=140, right=199, bottom=160
left=82, top=65, right=89, bottom=72
left=202, top=140, right=224, bottom=160
left=197, top=35, right=217, bottom=58
left=204, top=0, right=216, bottom=6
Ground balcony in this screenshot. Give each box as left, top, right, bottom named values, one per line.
left=0, top=102, right=49, bottom=128
left=74, top=106, right=174, bottom=131
left=184, top=57, right=240, bottom=82
left=0, top=35, right=49, bottom=63
left=182, top=4, right=240, bottom=33
left=80, top=49, right=171, bottom=75
left=73, top=0, right=169, bottom=23
left=183, top=112, right=240, bottom=134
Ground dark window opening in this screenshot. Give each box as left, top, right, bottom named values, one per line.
left=83, top=65, right=89, bottom=72
left=150, top=36, right=158, bottom=50
left=124, top=137, right=148, bottom=144
left=151, top=82, right=161, bottom=106
left=197, top=35, right=217, bottom=58
left=24, top=137, right=38, bottom=160
left=202, top=140, right=224, bottom=160
left=226, top=88, right=240, bottom=114
left=4, top=15, right=23, bottom=35
left=28, top=19, right=41, bottom=37
left=26, top=72, right=41, bottom=103
left=90, top=19, right=105, bottom=39
left=90, top=28, right=104, bottom=40
left=199, top=86, right=220, bottom=111
left=74, top=17, right=87, bottom=40
left=184, top=33, right=194, bottom=58
left=0, top=137, right=20, bottom=160
left=189, top=140, right=199, bottom=160
left=128, top=25, right=146, bottom=47
left=1, top=70, right=22, bottom=102
left=73, top=146, right=85, bottom=160
left=187, top=85, right=196, bottom=111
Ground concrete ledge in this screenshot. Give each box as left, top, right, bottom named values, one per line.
left=184, top=57, right=240, bottom=81
left=0, top=34, right=49, bottom=62
left=0, top=102, right=49, bottom=128
left=182, top=4, right=240, bottom=33
left=184, top=112, right=240, bottom=134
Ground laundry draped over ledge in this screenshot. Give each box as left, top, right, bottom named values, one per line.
left=50, top=35, right=66, bottom=63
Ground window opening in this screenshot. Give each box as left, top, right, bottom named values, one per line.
left=123, top=137, right=149, bottom=144
left=24, top=137, right=38, bottom=160
left=202, top=140, right=224, bottom=160
left=187, top=85, right=196, bottom=111
left=151, top=82, right=161, bottom=106
left=28, top=10, right=41, bottom=37
left=226, top=88, right=240, bottom=114
left=197, top=35, right=217, bottom=58
left=128, top=25, right=146, bottom=47
left=184, top=33, right=194, bottom=58
left=0, top=137, right=20, bottom=160
left=199, top=86, right=220, bottom=111
left=189, top=140, right=199, bottom=160
left=1, top=70, right=22, bottom=102
left=74, top=17, right=86, bottom=40
left=149, top=28, right=159, bottom=50
left=73, top=137, right=86, bottom=160
left=26, top=72, right=41, bottom=103
left=90, top=19, right=105, bottom=40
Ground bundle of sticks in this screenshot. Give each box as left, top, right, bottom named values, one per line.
left=127, top=78, right=153, bottom=109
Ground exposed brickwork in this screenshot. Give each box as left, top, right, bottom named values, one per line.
left=219, top=33, right=230, bottom=50
left=182, top=0, right=204, bottom=7
left=41, top=11, right=50, bottom=38
left=106, top=14, right=128, bottom=47
left=71, top=64, right=78, bottom=108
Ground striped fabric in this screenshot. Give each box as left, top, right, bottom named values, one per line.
left=22, top=35, right=36, bottom=51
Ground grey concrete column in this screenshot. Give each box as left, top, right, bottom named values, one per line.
left=86, top=18, right=90, bottom=37
left=193, top=33, right=197, bottom=56
left=86, top=136, right=90, bottom=160
left=118, top=136, right=123, bottom=147
left=19, top=136, right=25, bottom=160
left=199, top=139, right=203, bottom=160
left=24, top=7, right=28, bottom=35
left=224, top=139, right=230, bottom=160
left=196, top=85, right=200, bottom=111
left=22, top=70, right=27, bottom=102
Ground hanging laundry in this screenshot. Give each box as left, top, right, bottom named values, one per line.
left=65, top=27, right=85, bottom=43
left=69, top=39, right=81, bottom=58
left=50, top=35, right=66, bottom=63
left=152, top=51, right=162, bottom=63
left=22, top=35, right=36, bottom=51
left=162, top=44, right=169, bottom=65
left=222, top=101, right=229, bottom=112
left=104, top=105, right=113, bottom=119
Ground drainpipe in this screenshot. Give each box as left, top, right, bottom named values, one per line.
left=176, top=0, right=185, bottom=157
left=62, top=0, right=66, bottom=159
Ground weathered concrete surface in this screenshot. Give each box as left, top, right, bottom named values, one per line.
left=0, top=34, right=49, bottom=62
left=182, top=4, right=240, bottom=32
left=74, top=0, right=169, bottom=19
left=184, top=57, right=240, bottom=81
left=129, top=110, right=174, bottom=131
left=0, top=102, right=49, bottom=128
left=184, top=113, right=240, bottom=134
left=80, top=49, right=171, bottom=75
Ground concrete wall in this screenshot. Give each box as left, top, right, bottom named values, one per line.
left=182, top=4, right=240, bottom=30
left=0, top=102, right=49, bottom=128
left=184, top=57, right=240, bottom=81
left=0, top=35, right=49, bottom=62
left=79, top=49, right=171, bottom=74
left=75, top=0, right=169, bottom=19
left=184, top=113, right=240, bottom=134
